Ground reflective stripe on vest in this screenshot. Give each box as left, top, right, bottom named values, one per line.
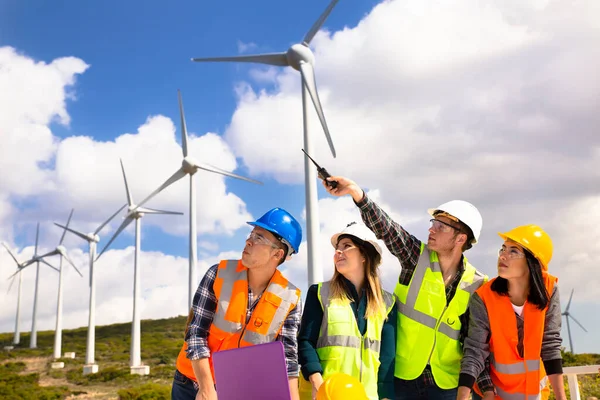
left=211, top=260, right=246, bottom=333
left=476, top=272, right=557, bottom=400
left=491, top=353, right=540, bottom=375
left=394, top=243, right=487, bottom=389
left=302, top=281, right=395, bottom=400
left=175, top=259, right=300, bottom=382
left=495, top=386, right=542, bottom=400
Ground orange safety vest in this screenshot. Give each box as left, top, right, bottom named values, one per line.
left=175, top=259, right=301, bottom=382
left=475, top=272, right=557, bottom=400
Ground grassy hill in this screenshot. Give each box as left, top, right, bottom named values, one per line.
left=0, top=316, right=187, bottom=399
left=1, top=316, right=599, bottom=399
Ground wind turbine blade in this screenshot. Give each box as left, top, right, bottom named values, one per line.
left=95, top=204, right=127, bottom=235
left=21, top=258, right=36, bottom=268
left=7, top=273, right=17, bottom=294
left=59, top=209, right=74, bottom=245
left=178, top=90, right=189, bottom=158
left=135, top=168, right=187, bottom=210
left=191, top=53, right=289, bottom=67
left=569, top=315, right=588, bottom=333
left=63, top=254, right=83, bottom=278
left=7, top=268, right=21, bottom=281
left=40, top=259, right=59, bottom=272
left=299, top=62, right=336, bottom=158
left=55, top=223, right=89, bottom=242
left=35, top=249, right=59, bottom=260
left=196, top=163, right=263, bottom=185
left=566, top=288, right=574, bottom=312
left=34, top=222, right=40, bottom=256
left=302, top=0, right=340, bottom=45
left=120, top=159, right=134, bottom=206
left=96, top=217, right=134, bottom=261
left=138, top=207, right=183, bottom=216
left=1, top=243, right=21, bottom=266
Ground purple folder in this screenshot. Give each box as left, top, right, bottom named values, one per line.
left=213, top=341, right=292, bottom=400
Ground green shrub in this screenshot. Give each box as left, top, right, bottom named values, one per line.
left=67, top=366, right=137, bottom=385
left=0, top=371, right=70, bottom=399
left=0, top=361, right=26, bottom=373
left=117, top=383, right=170, bottom=399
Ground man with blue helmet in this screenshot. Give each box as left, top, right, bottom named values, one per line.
left=172, top=208, right=304, bottom=400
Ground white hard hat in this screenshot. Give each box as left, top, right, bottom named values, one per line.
left=427, top=200, right=483, bottom=244
left=330, top=222, right=383, bottom=258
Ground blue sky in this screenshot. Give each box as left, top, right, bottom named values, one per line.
left=1, top=0, right=599, bottom=356
left=0, top=0, right=380, bottom=255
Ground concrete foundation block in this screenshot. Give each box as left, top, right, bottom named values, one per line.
left=130, top=365, right=150, bottom=375
left=83, top=364, right=99, bottom=375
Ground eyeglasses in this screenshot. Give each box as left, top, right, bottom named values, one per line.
left=334, top=244, right=358, bottom=253
left=498, top=247, right=525, bottom=260
left=429, top=219, right=461, bottom=233
left=246, top=231, right=282, bottom=250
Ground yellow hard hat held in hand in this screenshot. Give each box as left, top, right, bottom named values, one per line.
left=316, top=373, right=369, bottom=400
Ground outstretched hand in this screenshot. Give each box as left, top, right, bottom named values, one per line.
left=321, top=175, right=364, bottom=203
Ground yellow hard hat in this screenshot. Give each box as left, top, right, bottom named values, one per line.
left=316, top=373, right=368, bottom=400
left=498, top=225, right=553, bottom=270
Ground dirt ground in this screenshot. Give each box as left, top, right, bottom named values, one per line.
left=16, top=356, right=121, bottom=400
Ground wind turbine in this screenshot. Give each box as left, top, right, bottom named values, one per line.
left=133, top=90, right=262, bottom=310
left=191, top=0, right=341, bottom=286
left=31, top=209, right=83, bottom=363
left=96, top=159, right=182, bottom=375
left=562, top=288, right=587, bottom=354
left=5, top=223, right=58, bottom=348
left=2, top=240, right=57, bottom=346
left=54, top=204, right=126, bottom=374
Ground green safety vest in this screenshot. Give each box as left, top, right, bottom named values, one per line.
left=394, top=243, right=487, bottom=389
left=299, top=281, right=396, bottom=400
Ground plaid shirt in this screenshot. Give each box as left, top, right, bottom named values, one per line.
left=357, top=194, right=494, bottom=393
left=183, top=263, right=302, bottom=385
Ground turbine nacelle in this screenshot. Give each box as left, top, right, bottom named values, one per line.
left=182, top=156, right=200, bottom=175
left=56, top=245, right=68, bottom=256
left=287, top=44, right=315, bottom=71
left=125, top=205, right=145, bottom=219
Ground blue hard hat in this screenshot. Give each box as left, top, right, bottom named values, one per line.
left=247, top=208, right=302, bottom=255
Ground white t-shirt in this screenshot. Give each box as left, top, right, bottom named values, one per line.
left=512, top=303, right=524, bottom=316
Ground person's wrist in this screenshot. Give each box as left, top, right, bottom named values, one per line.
left=351, top=186, right=364, bottom=202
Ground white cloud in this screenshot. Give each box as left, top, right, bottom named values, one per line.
left=237, top=40, right=258, bottom=54
left=0, top=46, right=257, bottom=256
left=0, top=46, right=88, bottom=199
left=50, top=115, right=253, bottom=238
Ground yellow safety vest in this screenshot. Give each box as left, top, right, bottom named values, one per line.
left=394, top=243, right=487, bottom=389
left=300, top=281, right=396, bottom=400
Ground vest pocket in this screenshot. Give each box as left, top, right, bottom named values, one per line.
left=207, top=330, right=227, bottom=352
left=318, top=346, right=343, bottom=373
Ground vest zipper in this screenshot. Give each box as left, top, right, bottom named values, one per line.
left=360, top=335, right=364, bottom=381
left=237, top=322, right=247, bottom=348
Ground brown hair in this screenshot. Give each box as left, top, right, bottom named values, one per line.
left=328, top=235, right=387, bottom=319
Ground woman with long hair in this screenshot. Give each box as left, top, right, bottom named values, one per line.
left=298, top=222, right=397, bottom=400
left=457, top=225, right=566, bottom=400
